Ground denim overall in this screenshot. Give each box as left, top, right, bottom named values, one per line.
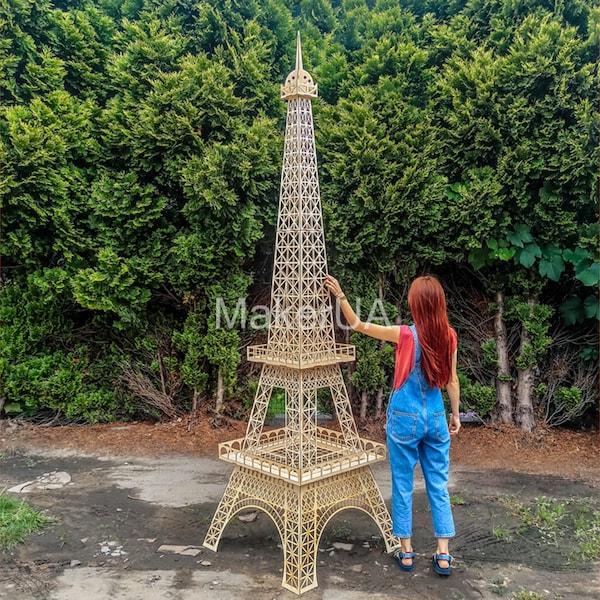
left=386, top=325, right=455, bottom=539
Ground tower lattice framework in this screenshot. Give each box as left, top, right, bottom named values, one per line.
left=203, top=33, right=399, bottom=595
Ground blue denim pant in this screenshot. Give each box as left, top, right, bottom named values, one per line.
left=386, top=328, right=455, bottom=539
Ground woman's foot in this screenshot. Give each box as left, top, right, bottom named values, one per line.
left=431, top=552, right=452, bottom=576
left=393, top=548, right=415, bottom=571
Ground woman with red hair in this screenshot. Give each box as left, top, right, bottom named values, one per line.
left=325, top=274, right=461, bottom=576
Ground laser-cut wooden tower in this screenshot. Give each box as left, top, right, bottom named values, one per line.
left=203, top=33, right=399, bottom=595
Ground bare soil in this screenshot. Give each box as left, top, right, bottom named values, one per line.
left=1, top=415, right=599, bottom=600
left=5, top=414, right=598, bottom=479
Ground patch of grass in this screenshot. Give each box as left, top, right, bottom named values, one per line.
left=328, top=520, right=352, bottom=541
left=492, top=525, right=511, bottom=540
left=450, top=494, right=467, bottom=506
left=512, top=590, right=545, bottom=600
left=532, top=497, right=565, bottom=530
left=497, top=496, right=565, bottom=544
left=0, top=494, right=54, bottom=550
left=491, top=577, right=508, bottom=595
left=572, top=506, right=600, bottom=562
left=495, top=494, right=600, bottom=564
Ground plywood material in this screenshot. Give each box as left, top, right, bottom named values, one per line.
left=203, top=33, right=399, bottom=594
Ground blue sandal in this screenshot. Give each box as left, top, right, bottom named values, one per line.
left=432, top=553, right=453, bottom=576
left=393, top=549, right=415, bottom=572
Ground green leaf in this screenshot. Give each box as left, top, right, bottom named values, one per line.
left=515, top=243, right=542, bottom=268
left=88, top=272, right=108, bottom=283
left=538, top=254, right=565, bottom=281
left=468, top=247, right=489, bottom=270
left=445, top=183, right=462, bottom=201
left=497, top=247, right=516, bottom=261
left=563, top=247, right=589, bottom=267
left=487, top=238, right=498, bottom=250
left=580, top=347, right=599, bottom=364
left=541, top=245, right=562, bottom=259
left=559, top=297, right=584, bottom=326
left=506, top=224, right=533, bottom=248
left=583, top=295, right=599, bottom=320
left=576, top=262, right=599, bottom=287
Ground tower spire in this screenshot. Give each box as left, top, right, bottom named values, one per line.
left=281, top=31, right=317, bottom=100
left=295, top=30, right=303, bottom=72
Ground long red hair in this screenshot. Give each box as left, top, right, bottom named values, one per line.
left=408, top=275, right=454, bottom=389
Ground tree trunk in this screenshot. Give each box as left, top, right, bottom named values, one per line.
left=516, top=366, right=536, bottom=432
left=157, top=353, right=167, bottom=396
left=360, top=390, right=368, bottom=420
left=493, top=290, right=513, bottom=424
left=375, top=386, right=384, bottom=419
left=215, top=368, right=225, bottom=415
left=191, top=388, right=199, bottom=414
left=516, top=298, right=537, bottom=433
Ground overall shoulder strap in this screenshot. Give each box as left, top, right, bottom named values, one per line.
left=410, top=325, right=421, bottom=363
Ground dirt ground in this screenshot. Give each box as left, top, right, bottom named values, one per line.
left=1, top=416, right=599, bottom=600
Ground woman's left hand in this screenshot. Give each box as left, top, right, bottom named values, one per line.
left=449, top=414, right=461, bottom=436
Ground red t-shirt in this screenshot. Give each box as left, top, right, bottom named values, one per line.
left=393, top=325, right=457, bottom=390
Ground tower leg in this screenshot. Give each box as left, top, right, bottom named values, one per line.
left=243, top=368, right=275, bottom=450
left=281, top=487, right=319, bottom=594
left=354, top=467, right=401, bottom=553
left=203, top=468, right=246, bottom=551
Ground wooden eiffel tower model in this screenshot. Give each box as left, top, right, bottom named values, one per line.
left=203, top=34, right=399, bottom=594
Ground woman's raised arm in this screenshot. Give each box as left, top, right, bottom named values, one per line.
left=324, top=274, right=400, bottom=344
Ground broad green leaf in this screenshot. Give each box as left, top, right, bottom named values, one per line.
left=559, top=297, right=584, bottom=326
left=538, top=254, right=565, bottom=281
left=583, top=295, right=599, bottom=319
left=563, top=247, right=589, bottom=267
left=445, top=183, right=461, bottom=200
left=541, top=245, right=562, bottom=259
left=576, top=263, right=599, bottom=287
left=506, top=225, right=533, bottom=248
left=497, top=247, right=516, bottom=261
left=468, top=248, right=489, bottom=270
left=515, top=243, right=542, bottom=268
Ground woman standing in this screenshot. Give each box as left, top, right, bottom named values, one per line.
left=324, top=274, right=461, bottom=576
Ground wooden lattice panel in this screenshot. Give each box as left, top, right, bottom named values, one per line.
left=241, top=364, right=363, bottom=457
left=246, top=343, right=355, bottom=367
left=264, top=94, right=337, bottom=368
left=203, top=33, right=398, bottom=595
